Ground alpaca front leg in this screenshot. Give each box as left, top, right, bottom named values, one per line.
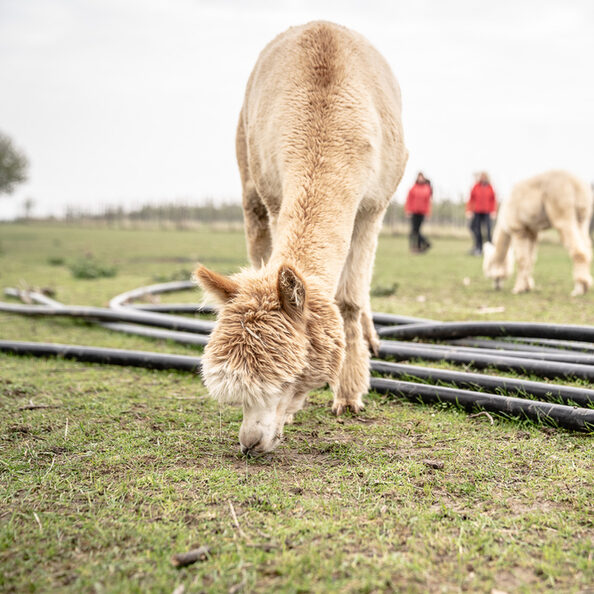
left=332, top=207, right=384, bottom=414
left=285, top=391, right=308, bottom=425
left=332, top=304, right=370, bottom=415
left=361, top=307, right=380, bottom=356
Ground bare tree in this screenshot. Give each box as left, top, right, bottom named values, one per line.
left=0, top=131, right=29, bottom=195
left=22, top=196, right=35, bottom=220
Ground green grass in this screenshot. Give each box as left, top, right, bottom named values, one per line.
left=0, top=223, right=593, bottom=593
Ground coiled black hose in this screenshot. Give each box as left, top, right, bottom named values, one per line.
left=0, top=301, right=215, bottom=334
left=1, top=340, right=592, bottom=432
left=7, top=288, right=593, bottom=408
left=379, top=340, right=594, bottom=381
left=4, top=285, right=594, bottom=431
left=0, top=340, right=201, bottom=372
left=379, top=339, right=594, bottom=365
left=449, top=338, right=594, bottom=354
left=378, top=321, right=594, bottom=342
left=5, top=297, right=593, bottom=380
left=370, top=377, right=594, bottom=432
left=370, top=360, right=594, bottom=407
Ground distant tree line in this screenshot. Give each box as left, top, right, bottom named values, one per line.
left=63, top=201, right=245, bottom=228
left=41, top=197, right=471, bottom=230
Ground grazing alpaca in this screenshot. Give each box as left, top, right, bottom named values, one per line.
left=483, top=170, right=593, bottom=296
left=194, top=21, right=407, bottom=455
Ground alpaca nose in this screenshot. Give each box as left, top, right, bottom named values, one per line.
left=239, top=428, right=263, bottom=456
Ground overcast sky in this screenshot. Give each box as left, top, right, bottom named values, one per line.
left=1, top=0, right=593, bottom=219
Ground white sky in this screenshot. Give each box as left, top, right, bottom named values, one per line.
left=1, top=0, right=593, bottom=219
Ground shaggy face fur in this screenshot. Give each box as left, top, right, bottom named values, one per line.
left=195, top=21, right=407, bottom=454
left=484, top=170, right=593, bottom=296
left=196, top=264, right=345, bottom=455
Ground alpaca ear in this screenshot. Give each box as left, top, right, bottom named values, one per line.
left=194, top=265, right=239, bottom=304
left=277, top=265, right=306, bottom=320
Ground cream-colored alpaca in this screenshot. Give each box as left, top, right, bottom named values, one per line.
left=484, top=170, right=593, bottom=296
left=194, top=21, right=407, bottom=455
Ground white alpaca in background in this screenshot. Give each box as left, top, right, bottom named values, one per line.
left=483, top=170, right=593, bottom=296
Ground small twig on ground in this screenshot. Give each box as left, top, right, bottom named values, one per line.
left=171, top=545, right=210, bottom=567
left=469, top=411, right=495, bottom=425
left=33, top=512, right=43, bottom=533
left=64, top=417, right=69, bottom=440
left=228, top=501, right=247, bottom=539
left=18, top=404, right=60, bottom=411
left=171, top=585, right=185, bottom=594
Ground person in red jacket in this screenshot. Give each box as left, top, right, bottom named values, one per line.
left=405, top=172, right=432, bottom=253
left=466, top=172, right=497, bottom=255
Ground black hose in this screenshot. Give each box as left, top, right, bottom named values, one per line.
left=1, top=340, right=592, bottom=432
left=11, top=290, right=589, bottom=405
left=370, top=360, right=594, bottom=407
left=378, top=340, right=594, bottom=381
left=5, top=289, right=594, bottom=381
left=0, top=340, right=201, bottom=372
left=379, top=339, right=594, bottom=365
left=378, top=321, right=594, bottom=342
left=130, top=303, right=216, bottom=315
left=506, top=337, right=594, bottom=353
left=449, top=338, right=593, bottom=354
left=109, top=280, right=197, bottom=309
left=0, top=301, right=215, bottom=334
left=370, top=378, right=594, bottom=432
left=371, top=312, right=435, bottom=326
left=4, top=289, right=211, bottom=346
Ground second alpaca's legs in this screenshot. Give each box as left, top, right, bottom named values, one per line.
left=557, top=221, right=593, bottom=296
left=511, top=230, right=537, bottom=293
left=544, top=186, right=593, bottom=296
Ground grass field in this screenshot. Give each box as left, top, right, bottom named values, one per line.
left=1, top=223, right=593, bottom=593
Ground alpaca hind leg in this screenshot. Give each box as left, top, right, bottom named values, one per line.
left=566, top=225, right=592, bottom=296
left=243, top=186, right=272, bottom=267
left=511, top=231, right=537, bottom=293
left=332, top=209, right=384, bottom=414
left=574, top=217, right=593, bottom=295
left=545, top=195, right=592, bottom=295
left=237, top=115, right=272, bottom=267
left=552, top=219, right=592, bottom=295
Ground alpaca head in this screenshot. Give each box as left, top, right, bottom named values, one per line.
left=194, top=263, right=345, bottom=455
left=482, top=241, right=514, bottom=290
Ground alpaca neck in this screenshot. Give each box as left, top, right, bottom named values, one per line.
left=269, top=183, right=361, bottom=292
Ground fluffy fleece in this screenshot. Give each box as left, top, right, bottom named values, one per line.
left=484, top=170, right=593, bottom=296
left=195, top=21, right=407, bottom=453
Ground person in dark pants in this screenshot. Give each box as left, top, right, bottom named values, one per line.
left=466, top=172, right=497, bottom=255
left=405, top=172, right=432, bottom=253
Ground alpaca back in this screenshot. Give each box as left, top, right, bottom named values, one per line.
left=239, top=21, right=407, bottom=288
left=505, top=170, right=591, bottom=233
